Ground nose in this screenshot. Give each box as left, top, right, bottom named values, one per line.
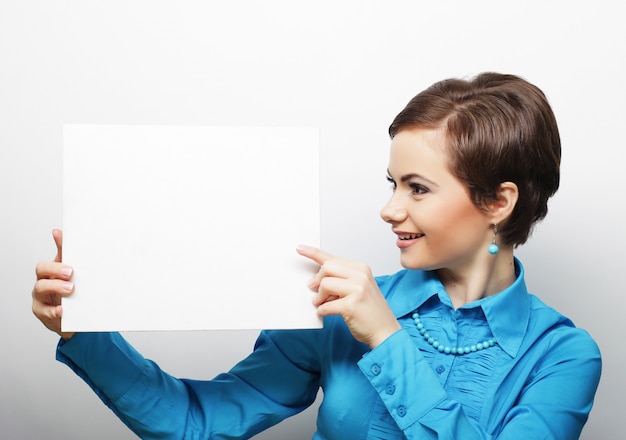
left=380, top=192, right=408, bottom=224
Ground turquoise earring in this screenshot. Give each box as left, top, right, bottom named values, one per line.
left=488, top=223, right=499, bottom=255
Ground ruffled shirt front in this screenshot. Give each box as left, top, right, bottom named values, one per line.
left=57, top=259, right=601, bottom=439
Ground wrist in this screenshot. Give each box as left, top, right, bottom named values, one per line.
left=369, top=323, right=402, bottom=349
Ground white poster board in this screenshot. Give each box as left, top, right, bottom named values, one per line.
left=62, top=125, right=321, bottom=332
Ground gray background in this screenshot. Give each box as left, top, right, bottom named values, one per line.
left=1, top=1, right=623, bottom=439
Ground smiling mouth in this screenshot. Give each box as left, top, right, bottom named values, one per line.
left=398, top=233, right=425, bottom=240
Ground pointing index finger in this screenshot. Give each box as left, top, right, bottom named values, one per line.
left=296, top=244, right=334, bottom=265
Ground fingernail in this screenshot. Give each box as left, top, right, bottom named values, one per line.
left=61, top=267, right=73, bottom=277
left=307, top=276, right=316, bottom=287
left=63, top=282, right=74, bottom=291
left=297, top=244, right=310, bottom=252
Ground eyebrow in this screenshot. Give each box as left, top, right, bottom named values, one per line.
left=387, top=169, right=439, bottom=187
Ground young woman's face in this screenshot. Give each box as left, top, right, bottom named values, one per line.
left=381, top=128, right=493, bottom=272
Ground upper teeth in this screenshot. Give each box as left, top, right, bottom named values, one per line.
left=399, top=233, right=422, bottom=240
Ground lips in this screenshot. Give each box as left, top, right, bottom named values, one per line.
left=395, top=231, right=425, bottom=248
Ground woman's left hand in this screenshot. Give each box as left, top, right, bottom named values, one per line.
left=297, top=245, right=401, bottom=349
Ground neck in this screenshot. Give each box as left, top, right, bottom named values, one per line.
left=436, top=249, right=516, bottom=309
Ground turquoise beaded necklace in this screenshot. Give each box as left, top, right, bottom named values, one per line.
left=412, top=310, right=497, bottom=355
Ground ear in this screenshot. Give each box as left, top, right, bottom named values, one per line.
left=488, top=182, right=519, bottom=224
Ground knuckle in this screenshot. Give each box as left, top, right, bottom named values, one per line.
left=318, top=278, right=332, bottom=294
left=317, top=264, right=328, bottom=278
left=34, top=261, right=46, bottom=276
left=321, top=260, right=335, bottom=273
left=356, top=263, right=373, bottom=277
left=353, top=272, right=369, bottom=286
left=354, top=285, right=366, bottom=297
left=32, top=303, right=47, bottom=320
left=35, top=278, right=50, bottom=293
left=32, top=280, right=44, bottom=297
left=343, top=300, right=357, bottom=317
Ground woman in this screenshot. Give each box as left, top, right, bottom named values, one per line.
left=32, top=72, right=601, bottom=439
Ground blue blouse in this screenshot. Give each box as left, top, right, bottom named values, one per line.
left=57, top=260, right=601, bottom=439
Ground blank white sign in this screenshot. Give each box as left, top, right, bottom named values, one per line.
left=62, top=125, right=321, bottom=331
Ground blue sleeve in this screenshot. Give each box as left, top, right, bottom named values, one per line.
left=495, top=328, right=601, bottom=439
left=358, top=328, right=601, bottom=439
left=57, top=331, right=320, bottom=439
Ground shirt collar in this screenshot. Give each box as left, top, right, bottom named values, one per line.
left=459, top=258, right=530, bottom=358
left=385, top=258, right=530, bottom=358
left=386, top=269, right=444, bottom=317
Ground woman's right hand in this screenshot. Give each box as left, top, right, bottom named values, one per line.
left=32, top=229, right=76, bottom=340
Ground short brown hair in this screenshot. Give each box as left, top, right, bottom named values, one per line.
left=388, top=72, right=561, bottom=247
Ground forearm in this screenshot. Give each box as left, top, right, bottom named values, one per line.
left=358, top=329, right=489, bottom=439
left=56, top=331, right=318, bottom=439
left=357, top=328, right=600, bottom=439
left=57, top=332, right=193, bottom=438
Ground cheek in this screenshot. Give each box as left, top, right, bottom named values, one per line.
left=428, top=199, right=486, bottom=237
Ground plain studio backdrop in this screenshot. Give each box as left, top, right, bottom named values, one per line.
left=1, top=1, right=623, bottom=439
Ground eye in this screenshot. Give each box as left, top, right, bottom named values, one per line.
left=386, top=175, right=397, bottom=191
left=409, top=182, right=429, bottom=195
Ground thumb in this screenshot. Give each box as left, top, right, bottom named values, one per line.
left=52, top=229, right=63, bottom=263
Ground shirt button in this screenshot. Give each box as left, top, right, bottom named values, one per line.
left=385, top=384, right=396, bottom=395
left=397, top=405, right=407, bottom=417
left=371, top=364, right=381, bottom=375
left=436, top=365, right=446, bottom=374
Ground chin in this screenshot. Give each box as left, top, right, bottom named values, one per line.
left=399, top=256, right=439, bottom=272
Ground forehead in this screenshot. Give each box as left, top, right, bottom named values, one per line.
left=387, top=128, right=451, bottom=176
